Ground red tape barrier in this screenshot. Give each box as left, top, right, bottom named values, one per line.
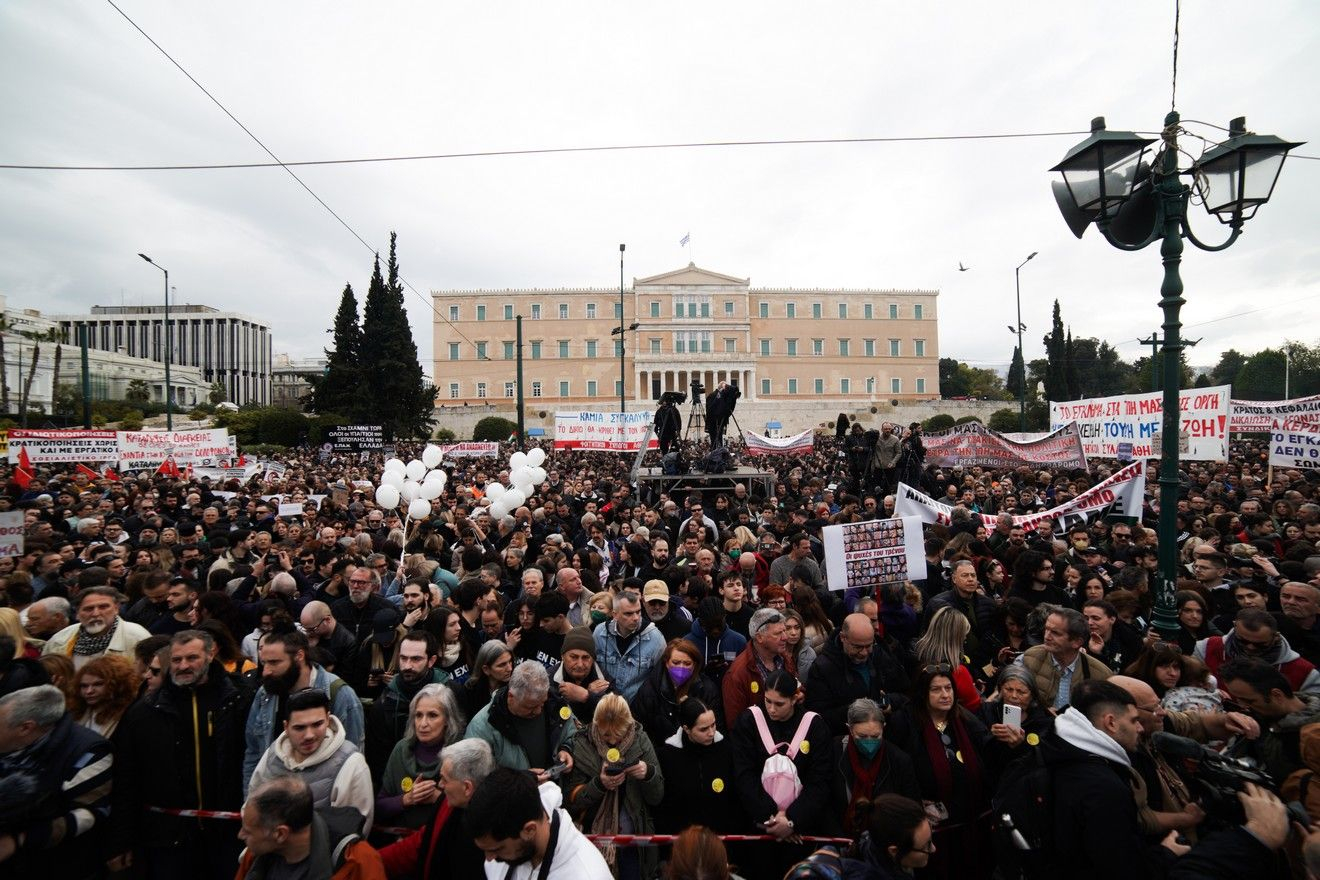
left=145, top=807, right=852, bottom=846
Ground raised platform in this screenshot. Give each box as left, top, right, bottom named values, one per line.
left=634, top=465, right=775, bottom=500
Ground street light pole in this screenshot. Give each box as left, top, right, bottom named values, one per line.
left=1051, top=112, right=1302, bottom=637
left=1014, top=252, right=1037, bottom=432
left=138, top=253, right=172, bottom=429
left=618, top=244, right=626, bottom=415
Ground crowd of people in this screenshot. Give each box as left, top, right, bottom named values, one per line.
left=1, top=424, right=1320, bottom=880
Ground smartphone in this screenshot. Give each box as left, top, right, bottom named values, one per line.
left=1003, top=704, right=1023, bottom=731
left=605, top=757, right=640, bottom=776
left=545, top=761, right=569, bottom=780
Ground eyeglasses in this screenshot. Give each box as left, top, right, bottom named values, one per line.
left=912, top=840, right=937, bottom=855
left=147, top=666, right=163, bottom=677
left=843, top=638, right=876, bottom=653
left=923, top=663, right=953, bottom=675
left=348, top=578, right=374, bottom=586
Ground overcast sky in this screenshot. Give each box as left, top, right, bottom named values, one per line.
left=2, top=1, right=1317, bottom=383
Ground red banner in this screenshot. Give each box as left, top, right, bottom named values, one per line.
left=923, top=422, right=1087, bottom=470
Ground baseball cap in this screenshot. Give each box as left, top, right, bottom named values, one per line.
left=643, top=580, right=669, bottom=603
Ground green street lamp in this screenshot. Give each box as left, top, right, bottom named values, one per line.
left=1050, top=113, right=1302, bottom=637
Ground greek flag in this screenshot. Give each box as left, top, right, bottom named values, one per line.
left=679, top=232, right=690, bottom=247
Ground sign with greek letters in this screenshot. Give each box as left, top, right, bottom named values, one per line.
left=1050, top=386, right=1229, bottom=461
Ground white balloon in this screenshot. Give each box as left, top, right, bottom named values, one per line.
left=432, top=471, right=448, bottom=488
left=489, top=501, right=509, bottom=519
left=486, top=483, right=505, bottom=500
left=384, top=458, right=406, bottom=474
left=424, top=469, right=444, bottom=483
left=510, top=466, right=532, bottom=485
left=408, top=498, right=433, bottom=520
left=380, top=470, right=405, bottom=489
left=375, top=484, right=400, bottom=509
left=420, top=480, right=444, bottom=500
left=421, top=444, right=443, bottom=469
left=504, top=488, right=526, bottom=508
left=401, top=480, right=421, bottom=503
left=510, top=451, right=528, bottom=470
left=513, top=479, right=534, bottom=497
left=526, top=447, right=546, bottom=467
left=405, top=459, right=427, bottom=481
left=529, top=466, right=547, bottom=485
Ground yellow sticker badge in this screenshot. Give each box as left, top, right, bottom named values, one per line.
left=606, top=748, right=621, bottom=763
left=800, top=740, right=810, bottom=754
left=750, top=681, right=760, bottom=694
left=559, top=706, right=572, bottom=721
left=1026, top=733, right=1040, bottom=747
left=400, top=776, right=414, bottom=793
left=711, top=778, right=725, bottom=793
left=956, top=750, right=964, bottom=763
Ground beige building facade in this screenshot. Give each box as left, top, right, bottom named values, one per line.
left=431, top=264, right=939, bottom=408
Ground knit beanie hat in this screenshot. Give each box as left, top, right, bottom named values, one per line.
left=562, top=626, right=595, bottom=658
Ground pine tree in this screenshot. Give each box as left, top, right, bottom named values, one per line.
left=359, top=233, right=435, bottom=438
left=307, top=284, right=363, bottom=416
left=1064, top=329, right=1079, bottom=400
left=1043, top=300, right=1068, bottom=403
left=1006, top=345, right=1026, bottom=400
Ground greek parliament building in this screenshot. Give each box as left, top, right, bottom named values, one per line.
left=432, top=264, right=939, bottom=415
left=53, top=304, right=272, bottom=406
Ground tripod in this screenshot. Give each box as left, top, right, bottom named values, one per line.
left=684, top=395, right=705, bottom=440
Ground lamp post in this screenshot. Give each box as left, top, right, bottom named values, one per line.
left=618, top=244, right=626, bottom=415
left=1012, top=252, right=1037, bottom=432
left=137, top=253, right=173, bottom=429
left=1050, top=113, right=1301, bottom=637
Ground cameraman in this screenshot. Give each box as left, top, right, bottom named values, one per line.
left=1045, top=679, right=1292, bottom=880
left=1219, top=657, right=1320, bottom=784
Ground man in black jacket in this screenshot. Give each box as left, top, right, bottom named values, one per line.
left=109, top=628, right=249, bottom=880
left=805, top=614, right=909, bottom=735
left=925, top=560, right=1002, bottom=669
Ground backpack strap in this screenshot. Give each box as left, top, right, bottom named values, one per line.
left=329, top=677, right=345, bottom=705
left=331, top=833, right=360, bottom=871
left=749, top=706, right=779, bottom=755
left=785, top=711, right=818, bottom=760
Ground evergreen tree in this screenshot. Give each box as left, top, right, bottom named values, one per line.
left=1043, top=300, right=1068, bottom=403
left=359, top=233, right=435, bottom=438
left=307, top=283, right=363, bottom=416
left=1006, top=346, right=1026, bottom=400
left=1064, top=329, right=1079, bottom=400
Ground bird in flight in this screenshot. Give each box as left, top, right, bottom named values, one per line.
left=958, top=262, right=970, bottom=272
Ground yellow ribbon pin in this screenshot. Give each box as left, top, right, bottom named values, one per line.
left=956, top=750, right=964, bottom=763
left=711, top=778, right=725, bottom=793
left=1026, top=733, right=1040, bottom=747
left=606, top=748, right=621, bottom=763
left=400, top=776, right=413, bottom=793
left=559, top=706, right=571, bottom=720
left=800, top=740, right=810, bottom=754
left=750, top=681, right=759, bottom=694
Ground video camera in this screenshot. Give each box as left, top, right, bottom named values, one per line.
left=659, top=391, right=687, bottom=406
left=690, top=379, right=706, bottom=399
left=1151, top=731, right=1309, bottom=827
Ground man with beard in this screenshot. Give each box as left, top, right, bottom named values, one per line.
left=243, top=630, right=364, bottom=795
left=643, top=579, right=693, bottom=641
left=365, top=630, right=449, bottom=784
left=43, top=586, right=151, bottom=671
left=466, top=767, right=611, bottom=880
left=331, top=567, right=393, bottom=645
left=109, top=629, right=247, bottom=880
left=398, top=578, right=433, bottom=629
left=149, top=577, right=200, bottom=637
left=0, top=685, right=114, bottom=880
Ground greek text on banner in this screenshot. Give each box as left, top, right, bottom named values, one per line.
left=1269, top=419, right=1320, bottom=471
left=923, top=421, right=1087, bottom=470
left=1050, top=386, right=1229, bottom=462
left=554, top=411, right=659, bottom=452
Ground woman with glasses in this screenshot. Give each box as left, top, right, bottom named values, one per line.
left=830, top=698, right=920, bottom=839
left=883, top=664, right=994, bottom=880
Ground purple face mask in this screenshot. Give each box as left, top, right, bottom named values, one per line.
left=668, top=665, right=694, bottom=687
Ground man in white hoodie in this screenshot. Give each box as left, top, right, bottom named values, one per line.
left=247, top=687, right=374, bottom=833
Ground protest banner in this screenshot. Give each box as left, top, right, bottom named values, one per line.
left=553, top=411, right=659, bottom=451
left=117, top=429, right=232, bottom=469
left=1231, top=394, right=1320, bottom=432
left=437, top=441, right=499, bottom=458
left=278, top=502, right=305, bottom=518
left=1269, top=419, right=1320, bottom=471
left=6, top=429, right=119, bottom=464
left=0, top=512, right=23, bottom=557
left=327, top=425, right=384, bottom=452
left=743, top=429, right=813, bottom=456
left=923, top=421, right=1087, bottom=470
left=193, top=462, right=263, bottom=483
left=823, top=516, right=927, bottom=590
left=1050, top=385, right=1229, bottom=461
left=897, top=459, right=1147, bottom=532
left=263, top=462, right=287, bottom=483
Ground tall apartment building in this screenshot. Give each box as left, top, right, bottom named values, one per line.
left=431, top=263, right=939, bottom=407
left=54, top=305, right=272, bottom=406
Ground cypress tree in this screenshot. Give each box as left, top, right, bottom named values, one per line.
left=1006, top=345, right=1026, bottom=400
left=359, top=233, right=436, bottom=438
left=1064, top=328, right=1080, bottom=400
left=1044, top=300, right=1068, bottom=404
left=307, top=284, right=362, bottom=416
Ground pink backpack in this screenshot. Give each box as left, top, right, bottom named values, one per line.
left=749, top=706, right=818, bottom=811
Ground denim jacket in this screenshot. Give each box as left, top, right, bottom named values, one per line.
left=242, top=664, right=365, bottom=794
left=593, top=619, right=665, bottom=701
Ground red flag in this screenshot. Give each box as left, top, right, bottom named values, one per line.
left=237, top=454, right=246, bottom=467
left=76, top=463, right=101, bottom=481
left=14, top=446, right=33, bottom=490
left=102, top=466, right=121, bottom=482
left=18, top=446, right=32, bottom=473
left=157, top=456, right=180, bottom=478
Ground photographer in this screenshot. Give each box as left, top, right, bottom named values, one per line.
left=654, top=394, right=682, bottom=455
left=1219, top=657, right=1320, bottom=784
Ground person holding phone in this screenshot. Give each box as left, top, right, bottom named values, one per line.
left=978, top=666, right=1051, bottom=761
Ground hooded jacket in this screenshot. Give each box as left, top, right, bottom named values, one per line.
left=243, top=664, right=365, bottom=794
left=1195, top=631, right=1320, bottom=696
left=684, top=617, right=747, bottom=678
left=593, top=616, right=665, bottom=701
left=248, top=715, right=374, bottom=832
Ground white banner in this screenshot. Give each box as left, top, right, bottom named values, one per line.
left=1050, top=385, right=1230, bottom=461
left=0, top=512, right=23, bottom=557
left=924, top=421, right=1088, bottom=470
left=1269, top=419, right=1320, bottom=471
left=117, top=429, right=232, bottom=469
left=823, top=516, right=927, bottom=590
left=7, top=429, right=119, bottom=464
left=437, top=441, right=500, bottom=458
left=1232, top=395, right=1320, bottom=432
left=896, top=459, right=1147, bottom=531
left=553, top=411, right=659, bottom=451
left=743, top=429, right=813, bottom=456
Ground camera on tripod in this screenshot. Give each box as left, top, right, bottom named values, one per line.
left=690, top=379, right=706, bottom=399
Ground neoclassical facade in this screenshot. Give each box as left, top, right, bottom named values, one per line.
left=432, top=264, right=939, bottom=407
